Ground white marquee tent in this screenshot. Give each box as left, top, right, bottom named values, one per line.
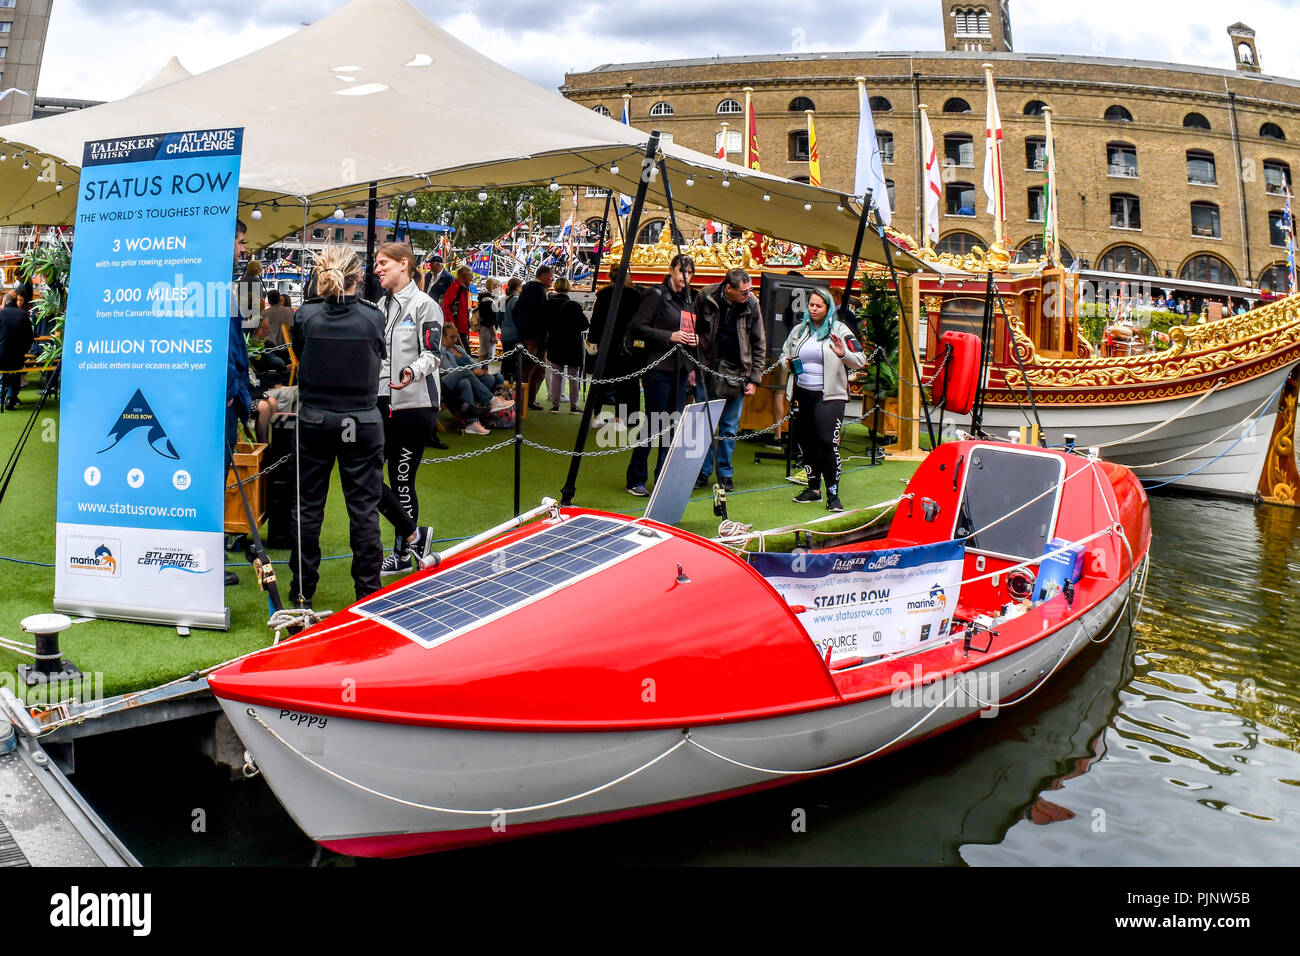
left=0, top=0, right=921, bottom=269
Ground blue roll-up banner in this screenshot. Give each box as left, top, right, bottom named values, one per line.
left=53, top=128, right=244, bottom=629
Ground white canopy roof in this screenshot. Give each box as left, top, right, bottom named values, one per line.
left=128, top=57, right=193, bottom=96
left=0, top=0, right=923, bottom=269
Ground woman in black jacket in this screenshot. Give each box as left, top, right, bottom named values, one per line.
left=543, top=276, right=589, bottom=412
left=624, top=254, right=696, bottom=495
left=586, top=269, right=642, bottom=427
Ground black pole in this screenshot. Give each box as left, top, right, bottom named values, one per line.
left=365, top=181, right=378, bottom=298
left=514, top=346, right=523, bottom=516
left=225, top=437, right=284, bottom=614
left=970, top=269, right=996, bottom=437
left=561, top=132, right=662, bottom=506
left=869, top=347, right=882, bottom=465
left=839, top=193, right=872, bottom=337
left=879, top=225, right=938, bottom=449
left=590, top=190, right=613, bottom=293
left=993, top=283, right=1045, bottom=442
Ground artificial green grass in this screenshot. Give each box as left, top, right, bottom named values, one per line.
left=0, top=377, right=917, bottom=701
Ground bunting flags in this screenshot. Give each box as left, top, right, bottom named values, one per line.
left=744, top=86, right=761, bottom=171
left=919, top=105, right=941, bottom=246
left=853, top=76, right=892, bottom=226
left=982, top=64, right=1006, bottom=246
left=806, top=111, right=822, bottom=187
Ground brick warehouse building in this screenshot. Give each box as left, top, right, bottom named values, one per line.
left=561, top=3, right=1300, bottom=292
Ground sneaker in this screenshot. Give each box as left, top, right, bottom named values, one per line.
left=793, top=488, right=822, bottom=503
left=695, top=474, right=711, bottom=490
left=410, top=526, right=434, bottom=567
left=720, top=476, right=734, bottom=492
left=224, top=570, right=239, bottom=586
left=380, top=548, right=412, bottom=576
left=626, top=484, right=650, bottom=497
left=549, top=405, right=560, bottom=413
left=489, top=395, right=512, bottom=412
left=464, top=421, right=491, bottom=435
left=826, top=495, right=844, bottom=513
left=570, top=406, right=581, bottom=414
left=785, top=465, right=811, bottom=486
left=528, top=402, right=543, bottom=411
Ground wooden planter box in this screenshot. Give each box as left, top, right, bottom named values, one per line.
left=860, top=391, right=899, bottom=438
left=224, top=441, right=267, bottom=534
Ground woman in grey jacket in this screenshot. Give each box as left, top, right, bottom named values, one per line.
left=374, top=242, right=442, bottom=575
left=780, top=287, right=866, bottom=512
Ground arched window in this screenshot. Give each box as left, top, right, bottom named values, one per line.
left=790, top=175, right=811, bottom=184
left=936, top=231, right=985, bottom=256
left=946, top=182, right=976, bottom=217
left=1268, top=211, right=1290, bottom=247
left=788, top=96, right=815, bottom=112
left=584, top=218, right=607, bottom=239
left=1110, top=193, right=1141, bottom=230
left=1238, top=43, right=1255, bottom=65
left=1180, top=254, right=1237, bottom=285
left=1264, top=160, right=1292, bottom=195
left=1191, top=202, right=1221, bottom=239
left=636, top=220, right=682, bottom=245
left=716, top=98, right=742, bottom=114
left=649, top=101, right=674, bottom=117
left=944, top=133, right=974, bottom=167
left=788, top=130, right=809, bottom=162
left=877, top=130, right=894, bottom=164
left=1025, top=136, right=1045, bottom=171
left=1183, top=112, right=1210, bottom=130
left=1104, top=104, right=1133, bottom=123
left=943, top=97, right=972, bottom=113
left=869, top=96, right=892, bottom=112
left=592, top=105, right=610, bottom=117
left=1261, top=122, right=1286, bottom=140
left=1186, top=150, right=1216, bottom=186
left=1107, top=142, right=1137, bottom=178
left=1023, top=100, right=1048, bottom=116
left=1098, top=244, right=1158, bottom=276
left=1015, top=237, right=1075, bottom=266
left=1259, top=263, right=1292, bottom=292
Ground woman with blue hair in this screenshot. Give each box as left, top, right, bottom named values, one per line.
left=780, top=287, right=867, bottom=512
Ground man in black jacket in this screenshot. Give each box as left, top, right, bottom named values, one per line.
left=0, top=290, right=34, bottom=410
left=624, top=254, right=696, bottom=495
left=513, top=265, right=553, bottom=410
left=692, top=268, right=765, bottom=491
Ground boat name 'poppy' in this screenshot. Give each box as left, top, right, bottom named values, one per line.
left=279, top=710, right=328, bottom=729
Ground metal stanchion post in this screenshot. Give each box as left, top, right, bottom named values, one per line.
left=514, top=347, right=523, bottom=517
left=869, top=348, right=882, bottom=466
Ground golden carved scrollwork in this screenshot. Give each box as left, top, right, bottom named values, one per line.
left=603, top=227, right=759, bottom=271
left=1258, top=366, right=1300, bottom=506
left=1002, top=294, right=1300, bottom=391
left=921, top=295, right=944, bottom=314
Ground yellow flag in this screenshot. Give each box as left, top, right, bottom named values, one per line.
left=806, top=110, right=822, bottom=187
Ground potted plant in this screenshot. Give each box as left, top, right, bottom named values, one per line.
left=855, top=273, right=901, bottom=439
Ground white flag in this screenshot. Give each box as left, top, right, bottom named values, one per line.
left=983, top=68, right=1005, bottom=242
left=921, top=110, right=941, bottom=245
left=854, top=81, right=892, bottom=226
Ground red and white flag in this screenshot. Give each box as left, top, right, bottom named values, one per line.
left=920, top=107, right=941, bottom=245
left=983, top=65, right=1006, bottom=245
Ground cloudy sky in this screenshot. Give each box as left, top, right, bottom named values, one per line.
left=38, top=0, right=1300, bottom=100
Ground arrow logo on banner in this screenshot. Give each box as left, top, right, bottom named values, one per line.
left=99, top=388, right=180, bottom=459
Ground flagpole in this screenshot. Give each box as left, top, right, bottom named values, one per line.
left=1043, top=106, right=1059, bottom=267
left=983, top=63, right=1005, bottom=249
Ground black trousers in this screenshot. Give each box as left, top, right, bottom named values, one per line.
left=378, top=398, right=433, bottom=544
left=792, top=384, right=845, bottom=495
left=626, top=367, right=685, bottom=489
left=288, top=406, right=385, bottom=604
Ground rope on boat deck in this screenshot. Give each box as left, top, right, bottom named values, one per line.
left=1087, top=377, right=1226, bottom=451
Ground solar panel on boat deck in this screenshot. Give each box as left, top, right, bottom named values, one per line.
left=353, top=515, right=666, bottom=648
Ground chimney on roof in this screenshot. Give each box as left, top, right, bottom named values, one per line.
left=1227, top=22, right=1260, bottom=73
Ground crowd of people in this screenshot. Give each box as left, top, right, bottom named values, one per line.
left=225, top=224, right=867, bottom=606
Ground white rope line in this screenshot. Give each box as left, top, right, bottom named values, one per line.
left=712, top=496, right=902, bottom=548
left=1090, top=377, right=1225, bottom=450
left=248, top=708, right=690, bottom=816
left=1123, top=382, right=1282, bottom=469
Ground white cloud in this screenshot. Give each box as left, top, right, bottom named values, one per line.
left=35, top=0, right=1300, bottom=101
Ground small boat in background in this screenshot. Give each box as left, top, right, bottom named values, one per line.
left=208, top=440, right=1150, bottom=858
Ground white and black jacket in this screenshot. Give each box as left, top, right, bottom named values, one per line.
left=378, top=280, right=443, bottom=410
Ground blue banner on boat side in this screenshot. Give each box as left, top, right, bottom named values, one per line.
left=53, top=126, right=244, bottom=630
left=752, top=540, right=966, bottom=662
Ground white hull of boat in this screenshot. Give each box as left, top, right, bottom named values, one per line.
left=980, top=361, right=1298, bottom=497
left=218, top=575, right=1135, bottom=853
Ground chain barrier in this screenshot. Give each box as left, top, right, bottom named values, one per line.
left=420, top=436, right=516, bottom=465
left=225, top=453, right=293, bottom=491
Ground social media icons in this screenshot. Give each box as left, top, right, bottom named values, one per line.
left=126, top=468, right=145, bottom=489
left=172, top=470, right=191, bottom=491
left=84, top=466, right=101, bottom=487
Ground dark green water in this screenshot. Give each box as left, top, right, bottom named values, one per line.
left=71, top=496, right=1300, bottom=865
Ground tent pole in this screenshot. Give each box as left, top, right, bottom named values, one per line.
left=365, top=181, right=378, bottom=297
left=880, top=223, right=937, bottom=449
left=839, top=193, right=871, bottom=337
left=590, top=190, right=613, bottom=293
left=561, top=132, right=661, bottom=506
